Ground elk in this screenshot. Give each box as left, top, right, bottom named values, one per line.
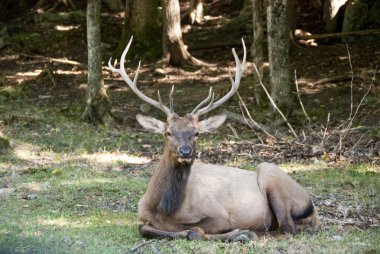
left=109, top=37, right=317, bottom=241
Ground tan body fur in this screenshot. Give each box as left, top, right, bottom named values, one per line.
left=139, top=161, right=317, bottom=236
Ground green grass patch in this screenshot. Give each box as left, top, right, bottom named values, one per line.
left=0, top=99, right=379, bottom=253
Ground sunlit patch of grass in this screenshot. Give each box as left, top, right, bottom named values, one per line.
left=2, top=152, right=378, bottom=253
left=0, top=157, right=147, bottom=253
left=0, top=85, right=24, bottom=98
left=80, top=152, right=151, bottom=165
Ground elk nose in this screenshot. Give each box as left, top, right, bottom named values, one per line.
left=179, top=145, right=192, bottom=158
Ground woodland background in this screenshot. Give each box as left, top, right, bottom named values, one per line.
left=0, top=0, right=379, bottom=253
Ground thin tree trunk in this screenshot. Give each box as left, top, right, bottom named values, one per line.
left=287, top=0, right=299, bottom=36
left=252, top=0, right=268, bottom=106
left=83, top=0, right=114, bottom=127
left=115, top=0, right=161, bottom=58
left=323, top=0, right=348, bottom=33
left=189, top=0, right=204, bottom=24
left=162, top=0, right=205, bottom=67
left=267, top=0, right=294, bottom=113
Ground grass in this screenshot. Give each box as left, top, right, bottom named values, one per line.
left=1, top=98, right=379, bottom=254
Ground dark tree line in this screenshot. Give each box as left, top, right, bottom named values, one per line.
left=84, top=0, right=379, bottom=126
left=85, top=0, right=296, bottom=126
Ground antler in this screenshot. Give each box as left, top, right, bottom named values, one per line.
left=191, top=38, right=246, bottom=117
left=108, top=36, right=174, bottom=116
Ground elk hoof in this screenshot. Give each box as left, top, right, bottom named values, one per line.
left=187, top=227, right=206, bottom=241
left=280, top=224, right=298, bottom=235
left=232, top=230, right=257, bottom=242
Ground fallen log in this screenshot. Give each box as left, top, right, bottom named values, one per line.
left=294, top=29, right=380, bottom=41
left=21, top=54, right=85, bottom=67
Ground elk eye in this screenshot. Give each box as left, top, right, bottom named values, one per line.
left=165, top=132, right=172, bottom=137
left=194, top=132, right=199, bottom=137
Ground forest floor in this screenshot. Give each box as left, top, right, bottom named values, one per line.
left=0, top=3, right=379, bottom=254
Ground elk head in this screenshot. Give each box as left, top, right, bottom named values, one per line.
left=108, top=37, right=246, bottom=164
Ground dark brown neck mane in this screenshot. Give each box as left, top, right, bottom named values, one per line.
left=146, top=141, right=195, bottom=215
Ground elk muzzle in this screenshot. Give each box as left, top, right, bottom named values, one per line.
left=177, top=144, right=194, bottom=163
left=179, top=145, right=192, bottom=158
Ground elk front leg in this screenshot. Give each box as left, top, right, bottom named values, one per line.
left=139, top=225, right=255, bottom=242
left=139, top=224, right=190, bottom=239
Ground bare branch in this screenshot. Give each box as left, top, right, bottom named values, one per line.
left=126, top=240, right=154, bottom=253
left=236, top=92, right=276, bottom=140
left=21, top=53, right=84, bottom=67
left=334, top=65, right=377, bottom=152
left=346, top=44, right=354, bottom=119
left=251, top=62, right=299, bottom=140
left=294, top=70, right=311, bottom=126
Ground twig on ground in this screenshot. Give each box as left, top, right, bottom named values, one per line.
left=268, top=151, right=285, bottom=162
left=348, top=131, right=369, bottom=152
left=321, top=217, right=358, bottom=226
left=126, top=240, right=154, bottom=253
left=226, top=123, right=239, bottom=138
left=294, top=70, right=311, bottom=126
left=225, top=110, right=265, bottom=144
left=150, top=244, right=163, bottom=254
left=334, top=65, right=377, bottom=152
left=222, top=109, right=253, bottom=127
left=251, top=62, right=299, bottom=140
left=346, top=44, right=354, bottom=120
left=321, top=113, right=331, bottom=151
left=294, top=29, right=380, bottom=40
left=45, top=67, right=56, bottom=87
left=312, top=75, right=360, bottom=86
left=301, top=130, right=307, bottom=142
left=236, top=92, right=276, bottom=140
left=21, top=53, right=84, bottom=67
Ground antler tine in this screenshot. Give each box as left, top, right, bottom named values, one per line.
left=192, top=38, right=246, bottom=117
left=191, top=87, right=213, bottom=114
left=157, top=90, right=165, bottom=109
left=201, top=92, right=215, bottom=112
left=169, top=85, right=175, bottom=114
left=108, top=36, right=172, bottom=116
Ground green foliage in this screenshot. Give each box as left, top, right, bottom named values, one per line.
left=0, top=85, right=24, bottom=99
left=0, top=135, right=10, bottom=152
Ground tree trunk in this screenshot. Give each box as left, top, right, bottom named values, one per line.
left=342, top=0, right=373, bottom=43
left=252, top=0, right=268, bottom=106
left=287, top=0, right=299, bottom=34
left=162, top=0, right=204, bottom=67
left=323, top=0, right=348, bottom=33
left=83, top=0, right=114, bottom=127
left=267, top=0, right=294, bottom=113
left=115, top=0, right=161, bottom=58
left=189, top=0, right=204, bottom=24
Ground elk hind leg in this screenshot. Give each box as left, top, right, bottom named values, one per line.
left=267, top=191, right=298, bottom=234
left=257, top=162, right=314, bottom=234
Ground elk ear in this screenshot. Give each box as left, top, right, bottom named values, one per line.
left=136, top=114, right=166, bottom=133
left=198, top=114, right=227, bottom=133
